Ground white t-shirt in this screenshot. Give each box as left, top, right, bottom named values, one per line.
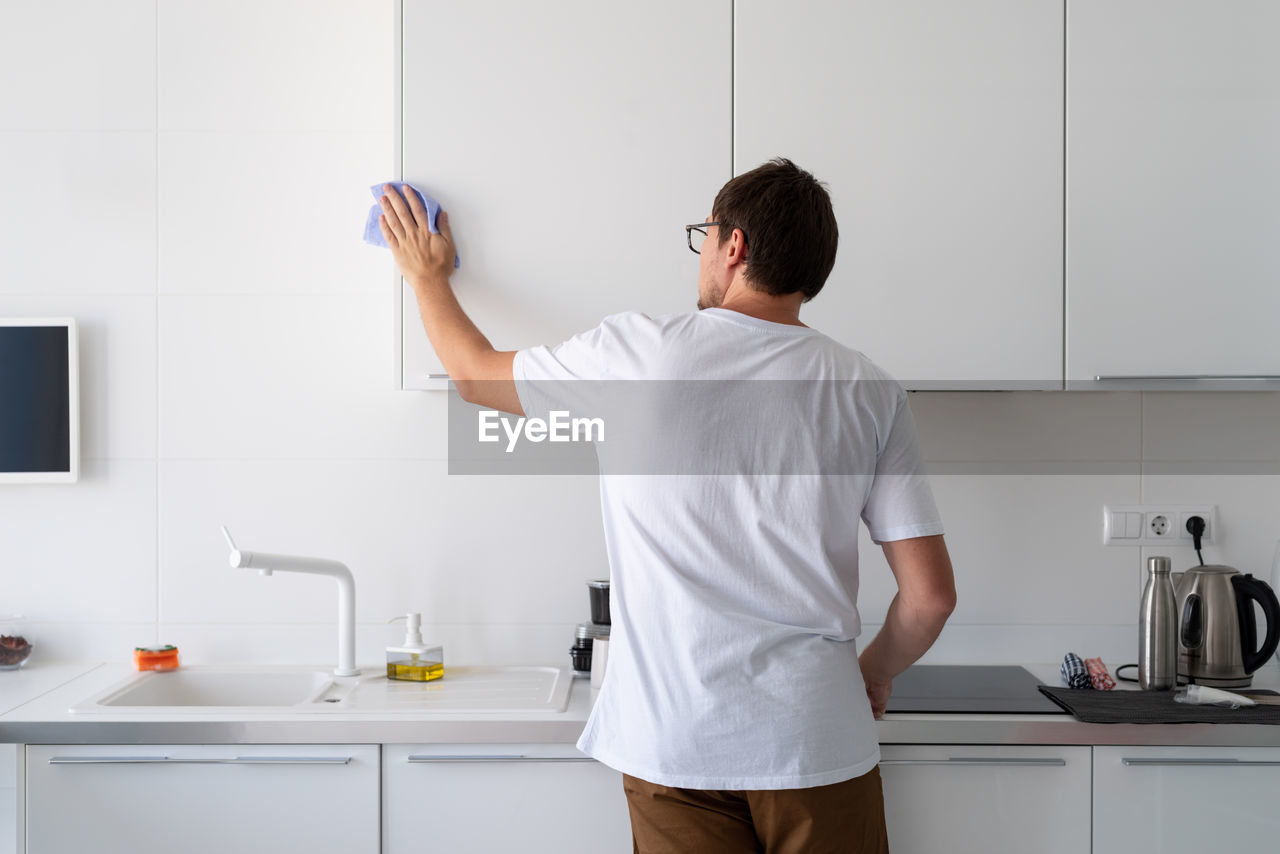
left=513, top=307, right=943, bottom=790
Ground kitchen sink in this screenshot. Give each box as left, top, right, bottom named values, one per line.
left=72, top=667, right=342, bottom=712
left=70, top=664, right=573, bottom=715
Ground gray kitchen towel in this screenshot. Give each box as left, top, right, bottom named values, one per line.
left=1039, top=686, right=1280, bottom=724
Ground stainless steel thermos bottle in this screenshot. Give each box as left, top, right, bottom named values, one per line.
left=1139, top=556, right=1178, bottom=690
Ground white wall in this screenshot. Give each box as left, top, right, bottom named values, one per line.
left=886, top=391, right=1280, bottom=664
left=1, top=1, right=1279, bottom=676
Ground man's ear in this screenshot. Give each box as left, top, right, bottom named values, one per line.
left=726, top=227, right=748, bottom=267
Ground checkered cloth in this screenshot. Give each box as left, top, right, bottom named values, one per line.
left=1060, top=652, right=1092, bottom=689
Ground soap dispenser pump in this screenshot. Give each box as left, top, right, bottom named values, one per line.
left=386, top=613, right=443, bottom=682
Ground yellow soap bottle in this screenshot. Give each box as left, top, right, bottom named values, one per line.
left=386, top=613, right=444, bottom=681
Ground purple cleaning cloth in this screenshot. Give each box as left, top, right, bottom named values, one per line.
left=364, top=182, right=459, bottom=268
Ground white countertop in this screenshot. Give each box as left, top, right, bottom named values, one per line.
left=3, top=660, right=1280, bottom=747
left=0, top=661, right=595, bottom=744
left=0, top=661, right=108, bottom=716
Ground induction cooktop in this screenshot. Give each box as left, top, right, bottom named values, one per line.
left=883, top=665, right=1067, bottom=714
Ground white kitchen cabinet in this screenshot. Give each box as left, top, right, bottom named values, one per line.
left=24, top=744, right=378, bottom=854
left=1, top=744, right=14, bottom=854
left=734, top=0, right=1064, bottom=389
left=382, top=743, right=631, bottom=853
left=879, top=744, right=1091, bottom=854
left=1067, top=1, right=1280, bottom=387
left=1, top=787, right=13, bottom=854
left=1093, top=745, right=1280, bottom=853
left=398, top=0, right=732, bottom=388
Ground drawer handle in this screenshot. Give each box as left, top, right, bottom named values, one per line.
left=405, top=755, right=596, bottom=764
left=1121, top=758, right=1280, bottom=768
left=1094, top=375, right=1280, bottom=382
left=880, top=757, right=1067, bottom=767
left=48, top=756, right=169, bottom=765
left=48, top=756, right=352, bottom=766
left=228, top=757, right=353, bottom=765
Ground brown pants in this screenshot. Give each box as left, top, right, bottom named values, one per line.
left=622, top=767, right=890, bottom=854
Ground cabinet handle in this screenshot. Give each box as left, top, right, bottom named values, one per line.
left=48, top=756, right=169, bottom=765
left=228, top=756, right=354, bottom=765
left=48, top=756, right=353, bottom=766
left=1094, top=375, right=1280, bottom=382
left=405, top=754, right=596, bottom=764
left=879, top=757, right=1067, bottom=767
left=1121, top=758, right=1280, bottom=768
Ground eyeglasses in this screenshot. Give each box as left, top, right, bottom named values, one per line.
left=685, top=222, right=719, bottom=255
left=685, top=222, right=749, bottom=256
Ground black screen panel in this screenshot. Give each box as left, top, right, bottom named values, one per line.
left=0, top=326, right=71, bottom=473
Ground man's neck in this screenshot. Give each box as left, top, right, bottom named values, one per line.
left=715, top=290, right=807, bottom=327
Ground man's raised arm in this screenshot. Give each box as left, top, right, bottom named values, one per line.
left=378, top=184, right=523, bottom=415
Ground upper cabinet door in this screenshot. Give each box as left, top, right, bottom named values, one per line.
left=400, top=0, right=732, bottom=387
left=735, top=0, right=1065, bottom=389
left=1068, top=1, right=1280, bottom=388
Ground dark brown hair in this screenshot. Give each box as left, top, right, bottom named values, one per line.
left=712, top=158, right=838, bottom=302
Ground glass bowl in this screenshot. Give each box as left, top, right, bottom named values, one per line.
left=0, top=616, right=32, bottom=670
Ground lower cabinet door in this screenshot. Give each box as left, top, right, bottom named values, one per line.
left=879, top=744, right=1091, bottom=854
left=1093, top=745, right=1280, bottom=853
left=25, top=744, right=378, bottom=854
left=383, top=743, right=632, bottom=853
left=2, top=744, right=15, bottom=854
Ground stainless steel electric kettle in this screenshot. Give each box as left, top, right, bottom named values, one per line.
left=1174, top=565, right=1280, bottom=687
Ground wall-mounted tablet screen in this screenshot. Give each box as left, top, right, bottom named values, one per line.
left=0, top=318, right=79, bottom=483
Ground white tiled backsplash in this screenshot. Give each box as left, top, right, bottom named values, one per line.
left=2, top=2, right=1279, bottom=671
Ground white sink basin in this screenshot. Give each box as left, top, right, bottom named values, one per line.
left=70, top=665, right=573, bottom=715
left=73, top=667, right=339, bottom=712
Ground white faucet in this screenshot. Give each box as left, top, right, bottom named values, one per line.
left=220, top=526, right=360, bottom=677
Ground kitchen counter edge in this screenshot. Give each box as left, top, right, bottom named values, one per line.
left=4, top=662, right=1280, bottom=747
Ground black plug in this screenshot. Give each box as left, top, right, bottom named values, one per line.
left=1186, top=515, right=1206, bottom=566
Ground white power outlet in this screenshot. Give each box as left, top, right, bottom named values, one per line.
left=1103, top=505, right=1216, bottom=547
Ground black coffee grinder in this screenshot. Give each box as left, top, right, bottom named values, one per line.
left=570, top=579, right=610, bottom=674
